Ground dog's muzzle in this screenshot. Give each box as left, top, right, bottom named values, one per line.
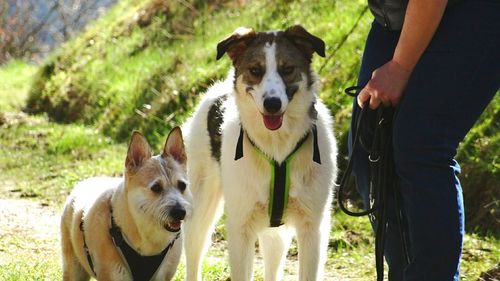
left=262, top=97, right=284, bottom=130
left=164, top=204, right=186, bottom=232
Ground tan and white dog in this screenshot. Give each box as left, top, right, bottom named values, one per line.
left=60, top=127, right=192, bottom=281
left=183, top=26, right=337, bottom=281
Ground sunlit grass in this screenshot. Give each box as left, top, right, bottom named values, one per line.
left=27, top=0, right=371, bottom=147
left=0, top=114, right=126, bottom=206
left=0, top=60, right=37, bottom=112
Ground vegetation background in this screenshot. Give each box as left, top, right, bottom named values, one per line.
left=0, top=0, right=498, bottom=280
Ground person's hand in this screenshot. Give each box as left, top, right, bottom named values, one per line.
left=357, top=59, right=412, bottom=109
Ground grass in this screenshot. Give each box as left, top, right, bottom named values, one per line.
left=26, top=0, right=372, bottom=145
left=0, top=225, right=62, bottom=281
left=0, top=114, right=125, bottom=205
left=456, top=96, right=500, bottom=233
left=0, top=60, right=37, bottom=112
left=0, top=261, right=63, bottom=281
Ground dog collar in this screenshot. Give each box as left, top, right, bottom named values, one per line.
left=109, top=211, right=180, bottom=281
left=234, top=125, right=321, bottom=227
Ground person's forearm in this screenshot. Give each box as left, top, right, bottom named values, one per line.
left=393, top=0, right=448, bottom=72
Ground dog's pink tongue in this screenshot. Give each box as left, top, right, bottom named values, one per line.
left=263, top=114, right=283, bottom=130
left=169, top=220, right=181, bottom=230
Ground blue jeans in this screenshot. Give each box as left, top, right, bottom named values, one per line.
left=349, top=1, right=500, bottom=280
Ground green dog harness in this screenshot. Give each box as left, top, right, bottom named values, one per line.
left=234, top=125, right=321, bottom=227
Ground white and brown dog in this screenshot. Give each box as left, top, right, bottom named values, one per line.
left=183, top=26, right=337, bottom=281
left=61, top=127, right=192, bottom=281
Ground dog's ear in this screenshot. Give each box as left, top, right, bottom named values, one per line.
left=284, top=25, right=325, bottom=61
left=162, top=126, right=186, bottom=164
left=216, top=27, right=256, bottom=62
left=126, top=131, right=152, bottom=171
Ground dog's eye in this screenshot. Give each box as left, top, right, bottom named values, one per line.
left=177, top=180, right=187, bottom=192
left=151, top=182, right=163, bottom=193
left=280, top=65, right=295, bottom=76
left=249, top=66, right=263, bottom=77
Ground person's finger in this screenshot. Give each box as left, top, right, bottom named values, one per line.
left=357, top=88, right=370, bottom=108
left=369, top=95, right=381, bottom=109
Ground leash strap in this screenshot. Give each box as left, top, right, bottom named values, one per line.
left=337, top=86, right=410, bottom=281
left=235, top=125, right=320, bottom=227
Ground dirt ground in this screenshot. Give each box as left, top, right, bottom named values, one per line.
left=0, top=198, right=61, bottom=265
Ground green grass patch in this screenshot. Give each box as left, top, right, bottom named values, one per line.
left=456, top=97, right=500, bottom=234
left=0, top=113, right=125, bottom=206
left=0, top=261, right=62, bottom=281
left=0, top=199, right=62, bottom=281
left=0, top=60, right=37, bottom=112
left=26, top=0, right=371, bottom=146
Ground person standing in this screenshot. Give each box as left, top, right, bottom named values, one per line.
left=349, top=0, right=500, bottom=280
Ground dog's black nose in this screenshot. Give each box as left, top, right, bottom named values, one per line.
left=263, top=97, right=282, bottom=114
left=169, top=205, right=186, bottom=220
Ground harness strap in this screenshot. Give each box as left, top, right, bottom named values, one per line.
left=235, top=125, right=320, bottom=227
left=312, top=125, right=321, bottom=164
left=109, top=211, right=180, bottom=281
left=80, top=211, right=180, bottom=281
left=80, top=220, right=96, bottom=276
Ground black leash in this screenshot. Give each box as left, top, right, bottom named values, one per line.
left=337, top=86, right=410, bottom=281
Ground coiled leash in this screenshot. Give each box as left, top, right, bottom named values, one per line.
left=337, top=86, right=410, bottom=281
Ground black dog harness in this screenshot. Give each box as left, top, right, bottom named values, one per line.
left=235, top=125, right=321, bottom=227
left=337, top=86, right=410, bottom=281
left=81, top=210, right=180, bottom=281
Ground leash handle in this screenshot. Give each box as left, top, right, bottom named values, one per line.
left=344, top=85, right=362, bottom=97
left=337, top=85, right=410, bottom=281
left=337, top=102, right=379, bottom=216
left=337, top=85, right=378, bottom=216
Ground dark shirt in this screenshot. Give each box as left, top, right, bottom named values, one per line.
left=368, top=0, right=463, bottom=31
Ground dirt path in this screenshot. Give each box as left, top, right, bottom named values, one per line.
left=0, top=198, right=61, bottom=265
